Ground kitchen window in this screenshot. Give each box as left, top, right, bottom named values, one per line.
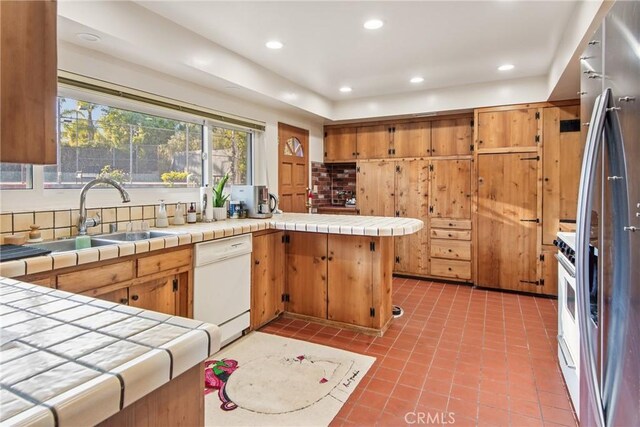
left=209, top=124, right=252, bottom=186
left=0, top=163, right=33, bottom=190
left=43, top=96, right=203, bottom=189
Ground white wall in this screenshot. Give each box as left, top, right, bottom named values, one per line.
left=0, top=43, right=324, bottom=213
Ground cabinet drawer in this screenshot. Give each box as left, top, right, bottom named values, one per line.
left=430, top=239, right=471, bottom=260
left=430, top=218, right=472, bottom=230
left=57, top=261, right=135, bottom=293
left=430, top=259, right=471, bottom=280
left=137, top=248, right=191, bottom=277
left=430, top=229, right=471, bottom=240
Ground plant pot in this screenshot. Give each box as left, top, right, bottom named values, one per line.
left=212, top=207, right=227, bottom=221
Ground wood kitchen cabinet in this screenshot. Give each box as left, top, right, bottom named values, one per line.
left=251, top=230, right=285, bottom=329
left=0, top=0, right=57, bottom=164
left=356, top=160, right=396, bottom=217
left=430, top=159, right=471, bottom=219
left=280, top=232, right=393, bottom=332
left=18, top=247, right=192, bottom=317
left=542, top=105, right=582, bottom=246
left=324, top=128, right=357, bottom=162
left=327, top=234, right=392, bottom=329
left=476, top=152, right=539, bottom=292
left=392, top=122, right=431, bottom=158
left=356, top=125, right=391, bottom=159
left=395, top=159, right=430, bottom=276
left=431, top=118, right=473, bottom=156
left=284, top=232, right=327, bottom=318
left=477, top=108, right=540, bottom=150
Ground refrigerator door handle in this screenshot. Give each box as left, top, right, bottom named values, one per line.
left=576, top=89, right=609, bottom=427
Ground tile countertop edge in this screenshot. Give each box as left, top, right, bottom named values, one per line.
left=0, top=214, right=424, bottom=278
left=0, top=278, right=220, bottom=427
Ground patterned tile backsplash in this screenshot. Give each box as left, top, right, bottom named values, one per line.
left=0, top=203, right=187, bottom=244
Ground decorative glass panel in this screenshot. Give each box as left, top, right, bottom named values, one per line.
left=284, top=137, right=303, bottom=157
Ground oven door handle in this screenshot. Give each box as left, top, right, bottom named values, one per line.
left=557, top=334, right=576, bottom=369
left=554, top=254, right=576, bottom=278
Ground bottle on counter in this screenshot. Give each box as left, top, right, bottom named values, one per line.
left=187, top=202, right=197, bottom=223
left=156, top=200, right=169, bottom=228
left=173, top=203, right=185, bottom=225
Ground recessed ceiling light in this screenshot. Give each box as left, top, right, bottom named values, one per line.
left=265, top=40, right=283, bottom=49
left=339, top=86, right=352, bottom=93
left=76, top=33, right=101, bottom=42
left=498, top=64, right=515, bottom=71
left=410, top=76, right=424, bottom=84
left=363, top=19, right=384, bottom=30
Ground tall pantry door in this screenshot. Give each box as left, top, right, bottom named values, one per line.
left=476, top=153, right=539, bottom=291
left=356, top=160, right=395, bottom=217
left=395, top=159, right=430, bottom=275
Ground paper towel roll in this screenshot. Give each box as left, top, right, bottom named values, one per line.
left=200, top=186, right=214, bottom=222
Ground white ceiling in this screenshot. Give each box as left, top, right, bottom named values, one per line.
left=57, top=1, right=595, bottom=121
left=137, top=1, right=577, bottom=101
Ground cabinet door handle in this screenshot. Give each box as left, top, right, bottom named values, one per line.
left=254, top=260, right=260, bottom=265
left=120, top=298, right=129, bottom=305
left=327, top=256, right=333, bottom=261
left=131, top=295, right=139, bottom=301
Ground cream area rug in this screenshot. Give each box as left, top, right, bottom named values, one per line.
left=204, top=331, right=375, bottom=426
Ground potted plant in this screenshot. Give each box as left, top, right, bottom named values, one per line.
left=212, top=173, right=230, bottom=220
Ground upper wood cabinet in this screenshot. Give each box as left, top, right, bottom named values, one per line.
left=431, top=118, right=473, bottom=156
left=324, top=128, right=357, bottom=162
left=356, top=125, right=391, bottom=159
left=477, top=108, right=540, bottom=150
left=1, top=0, right=57, bottom=164
left=393, top=122, right=431, bottom=158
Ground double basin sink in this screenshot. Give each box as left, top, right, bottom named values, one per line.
left=28, top=231, right=178, bottom=253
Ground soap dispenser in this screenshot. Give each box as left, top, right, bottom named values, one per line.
left=156, top=200, right=169, bottom=228
left=173, top=203, right=185, bottom=225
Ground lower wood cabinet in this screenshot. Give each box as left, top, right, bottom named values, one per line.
left=284, top=232, right=392, bottom=331
left=251, top=231, right=285, bottom=329
left=17, top=247, right=192, bottom=317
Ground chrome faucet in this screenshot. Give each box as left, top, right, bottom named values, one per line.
left=78, top=178, right=131, bottom=235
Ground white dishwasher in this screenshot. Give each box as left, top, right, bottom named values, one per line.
left=193, top=234, right=252, bottom=346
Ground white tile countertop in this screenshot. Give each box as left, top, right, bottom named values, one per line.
left=0, top=277, right=221, bottom=426
left=0, top=213, right=424, bottom=278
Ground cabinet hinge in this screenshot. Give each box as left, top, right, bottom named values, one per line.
left=395, top=256, right=400, bottom=264
left=370, top=307, right=376, bottom=317
left=388, top=148, right=392, bottom=155
left=429, top=206, right=434, bottom=213
left=388, top=127, right=392, bottom=134
left=470, top=144, right=474, bottom=152
left=324, top=151, right=327, bottom=157
left=356, top=166, right=360, bottom=173
left=281, top=294, right=290, bottom=302
left=539, top=279, right=545, bottom=286
left=172, top=278, right=179, bottom=292
left=395, top=165, right=401, bottom=173
left=392, top=148, right=396, bottom=155
left=395, top=211, right=400, bottom=217
left=282, top=235, right=290, bottom=243
left=540, top=254, right=545, bottom=261
left=470, top=119, right=474, bottom=127
left=324, top=132, right=327, bottom=138
left=535, top=112, right=541, bottom=120
left=370, top=241, right=376, bottom=252
left=535, top=135, right=541, bottom=143
left=429, top=164, right=434, bottom=171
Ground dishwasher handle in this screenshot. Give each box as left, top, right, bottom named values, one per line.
left=194, top=235, right=252, bottom=267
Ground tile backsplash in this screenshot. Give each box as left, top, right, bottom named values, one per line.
left=0, top=203, right=186, bottom=243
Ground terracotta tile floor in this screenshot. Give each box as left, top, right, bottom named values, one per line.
left=259, top=277, right=577, bottom=427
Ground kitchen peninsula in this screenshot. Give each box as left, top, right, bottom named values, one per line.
left=1, top=213, right=423, bottom=337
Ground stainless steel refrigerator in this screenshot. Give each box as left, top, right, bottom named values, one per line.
left=576, top=1, right=639, bottom=426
